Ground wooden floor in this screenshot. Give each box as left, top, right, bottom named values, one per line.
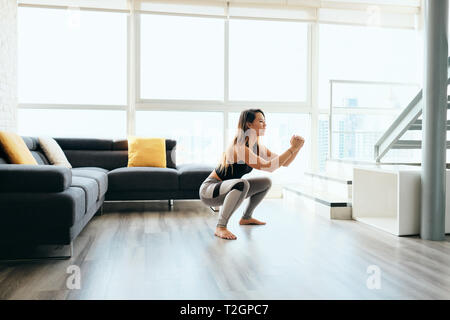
left=0, top=199, right=449, bottom=300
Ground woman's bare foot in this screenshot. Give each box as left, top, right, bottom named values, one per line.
left=215, top=227, right=237, bottom=240
left=239, top=218, right=266, bottom=225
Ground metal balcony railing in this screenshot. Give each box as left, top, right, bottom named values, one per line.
left=328, top=79, right=419, bottom=161
left=373, top=57, right=450, bottom=162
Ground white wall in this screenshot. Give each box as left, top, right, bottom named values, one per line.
left=0, top=0, right=17, bottom=132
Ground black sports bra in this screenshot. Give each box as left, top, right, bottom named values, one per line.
left=214, top=142, right=258, bottom=180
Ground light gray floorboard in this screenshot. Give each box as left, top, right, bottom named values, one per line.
left=0, top=199, right=449, bottom=300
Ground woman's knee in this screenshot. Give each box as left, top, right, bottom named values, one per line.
left=241, top=179, right=250, bottom=193
left=262, top=177, right=272, bottom=189
left=229, top=180, right=250, bottom=199
left=230, top=179, right=250, bottom=193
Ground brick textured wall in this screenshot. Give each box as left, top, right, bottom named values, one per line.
left=0, top=0, right=17, bottom=132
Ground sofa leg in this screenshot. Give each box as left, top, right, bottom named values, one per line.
left=69, top=241, right=74, bottom=257
left=95, top=205, right=104, bottom=216
left=210, top=206, right=220, bottom=213
left=0, top=242, right=73, bottom=262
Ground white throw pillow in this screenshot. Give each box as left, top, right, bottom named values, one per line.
left=38, top=136, right=72, bottom=168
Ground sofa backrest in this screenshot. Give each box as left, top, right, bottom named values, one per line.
left=54, top=138, right=177, bottom=170
left=23, top=137, right=51, bottom=165
left=0, top=150, right=8, bottom=164
left=0, top=136, right=177, bottom=170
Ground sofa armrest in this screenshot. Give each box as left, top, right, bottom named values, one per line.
left=0, top=164, right=72, bottom=192
left=176, top=163, right=215, bottom=173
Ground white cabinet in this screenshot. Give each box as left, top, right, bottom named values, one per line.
left=352, top=165, right=450, bottom=236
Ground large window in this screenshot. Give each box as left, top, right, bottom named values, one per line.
left=140, top=14, right=224, bottom=100
left=18, top=109, right=126, bottom=139
left=18, top=7, right=127, bottom=105
left=16, top=2, right=424, bottom=186
left=229, top=19, right=308, bottom=102
left=136, top=111, right=223, bottom=165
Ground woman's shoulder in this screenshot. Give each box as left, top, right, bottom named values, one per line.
left=228, top=142, right=259, bottom=163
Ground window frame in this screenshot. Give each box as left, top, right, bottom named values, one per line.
left=135, top=13, right=312, bottom=107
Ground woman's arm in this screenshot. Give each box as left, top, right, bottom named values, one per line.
left=282, top=147, right=300, bottom=167
left=262, top=145, right=291, bottom=167
left=259, top=138, right=302, bottom=167
left=241, top=145, right=299, bottom=173
left=283, top=135, right=304, bottom=167
left=258, top=144, right=278, bottom=161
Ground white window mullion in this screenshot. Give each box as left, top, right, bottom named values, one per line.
left=135, top=12, right=141, bottom=105
left=223, top=4, right=230, bottom=152
left=127, top=0, right=137, bottom=136
left=224, top=6, right=229, bottom=105
left=309, top=22, right=320, bottom=173
left=223, top=110, right=229, bottom=152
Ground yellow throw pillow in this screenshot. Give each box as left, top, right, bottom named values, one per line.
left=0, top=131, right=38, bottom=165
left=127, top=136, right=166, bottom=168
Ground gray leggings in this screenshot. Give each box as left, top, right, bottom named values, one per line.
left=199, top=176, right=272, bottom=227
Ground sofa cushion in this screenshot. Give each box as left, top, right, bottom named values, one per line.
left=108, top=167, right=179, bottom=192
left=127, top=137, right=166, bottom=168
left=0, top=132, right=38, bottom=165
left=71, top=176, right=99, bottom=212
left=72, top=168, right=108, bottom=199
left=74, top=167, right=109, bottom=174
left=38, top=136, right=72, bottom=168
left=113, top=139, right=177, bottom=169
left=177, top=163, right=215, bottom=191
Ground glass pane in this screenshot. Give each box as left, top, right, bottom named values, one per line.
left=384, top=149, right=421, bottom=163
left=331, top=113, right=398, bottom=160
left=136, top=111, right=223, bottom=165
left=319, top=24, right=422, bottom=109
left=332, top=131, right=380, bottom=160
left=229, top=19, right=308, bottom=101
left=140, top=14, right=224, bottom=100
left=18, top=7, right=127, bottom=105
left=318, top=114, right=329, bottom=172
left=331, top=82, right=419, bottom=109
left=18, top=109, right=126, bottom=139
left=228, top=112, right=310, bottom=185
left=332, top=113, right=398, bottom=133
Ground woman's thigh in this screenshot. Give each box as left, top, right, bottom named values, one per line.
left=199, top=178, right=248, bottom=206
left=244, top=176, right=272, bottom=199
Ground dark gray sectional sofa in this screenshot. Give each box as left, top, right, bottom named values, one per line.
left=0, top=136, right=214, bottom=259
